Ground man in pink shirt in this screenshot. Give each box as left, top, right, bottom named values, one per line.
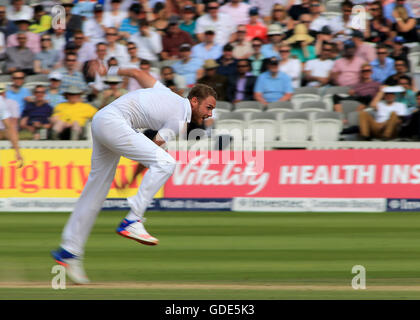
left=330, top=40, right=365, bottom=87
left=6, top=18, right=40, bottom=53
left=219, top=0, right=251, bottom=26
left=352, top=29, right=377, bottom=64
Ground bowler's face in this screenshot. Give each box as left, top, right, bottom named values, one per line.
left=192, top=96, right=216, bottom=125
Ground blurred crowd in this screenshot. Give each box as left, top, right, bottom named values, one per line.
left=0, top=0, right=419, bottom=141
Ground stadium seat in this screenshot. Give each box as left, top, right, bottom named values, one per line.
left=341, top=100, right=361, bottom=114
left=323, top=86, right=350, bottom=96
left=311, top=112, right=343, bottom=142
left=279, top=112, right=310, bottom=142
left=347, top=110, right=360, bottom=127
left=23, top=81, right=50, bottom=90
left=294, top=87, right=320, bottom=95
left=0, top=74, right=11, bottom=83
left=298, top=101, right=328, bottom=113
left=215, top=112, right=246, bottom=138
left=25, top=74, right=49, bottom=83
left=266, top=101, right=294, bottom=115
left=234, top=100, right=263, bottom=111
left=215, top=101, right=233, bottom=111
left=291, top=93, right=321, bottom=110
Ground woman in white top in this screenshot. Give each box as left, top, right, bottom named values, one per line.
left=278, top=43, right=302, bottom=88
left=103, top=0, right=127, bottom=29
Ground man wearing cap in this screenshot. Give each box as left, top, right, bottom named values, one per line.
left=216, top=44, right=238, bottom=79
left=129, top=19, right=162, bottom=62
left=161, top=16, right=193, bottom=61
left=4, top=31, right=34, bottom=74
left=172, top=43, right=204, bottom=86
left=352, top=29, right=376, bottom=64
left=197, top=59, right=228, bottom=101
left=191, top=27, right=223, bottom=61
left=46, top=72, right=66, bottom=108
left=261, top=24, right=285, bottom=59
left=6, top=18, right=40, bottom=54
left=370, top=44, right=396, bottom=84
left=359, top=86, right=408, bottom=140
left=254, top=56, right=294, bottom=106
left=0, top=88, right=22, bottom=166
left=219, top=0, right=251, bottom=26
left=83, top=4, right=106, bottom=44
left=51, top=86, right=97, bottom=140
left=94, top=75, right=127, bottom=109
left=245, top=7, right=267, bottom=42
left=330, top=40, right=365, bottom=87
left=195, top=1, right=236, bottom=46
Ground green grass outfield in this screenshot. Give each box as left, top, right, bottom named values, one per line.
left=1, top=210, right=420, bottom=299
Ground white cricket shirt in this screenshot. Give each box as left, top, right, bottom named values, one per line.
left=107, top=81, right=192, bottom=142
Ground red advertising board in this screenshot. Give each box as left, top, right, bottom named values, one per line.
left=165, top=149, right=420, bottom=198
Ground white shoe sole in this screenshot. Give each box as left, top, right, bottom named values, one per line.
left=117, top=229, right=159, bottom=246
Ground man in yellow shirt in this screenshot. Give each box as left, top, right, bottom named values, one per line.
left=51, top=86, right=97, bottom=140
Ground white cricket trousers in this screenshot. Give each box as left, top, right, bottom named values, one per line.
left=61, top=106, right=176, bottom=256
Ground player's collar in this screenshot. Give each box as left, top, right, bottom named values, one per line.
left=185, top=98, right=192, bottom=123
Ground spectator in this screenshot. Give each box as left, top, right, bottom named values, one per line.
left=61, top=0, right=83, bottom=40
left=51, top=27, right=66, bottom=53
left=304, top=42, right=334, bottom=87
left=45, top=72, right=66, bottom=108
left=197, top=59, right=228, bottom=101
left=179, top=5, right=197, bottom=41
left=384, top=58, right=411, bottom=86
left=216, top=44, right=238, bottom=79
left=57, top=53, right=87, bottom=94
left=19, top=85, right=52, bottom=140
left=103, top=0, right=127, bottom=29
left=245, top=6, right=267, bottom=42
left=307, top=0, right=330, bottom=33
left=231, top=24, right=253, bottom=59
left=172, top=43, right=204, bottom=87
left=329, top=1, right=354, bottom=40
left=4, top=32, right=34, bottom=74
left=71, top=0, right=95, bottom=20
left=129, top=19, right=162, bottom=62
left=6, top=0, right=33, bottom=22
left=254, top=56, right=293, bottom=106
left=219, top=0, right=251, bottom=26
left=104, top=27, right=129, bottom=65
left=119, top=3, right=146, bottom=39
left=94, top=75, right=127, bottom=109
left=397, top=75, right=417, bottom=111
left=333, top=64, right=381, bottom=113
left=57, top=41, right=81, bottom=70
left=285, top=23, right=316, bottom=63
left=227, top=58, right=257, bottom=103
left=161, top=16, right=194, bottom=61
left=160, top=66, right=187, bottom=95
left=314, top=25, right=334, bottom=56
left=389, top=36, right=409, bottom=64
left=399, top=91, right=420, bottom=140
left=29, top=4, right=51, bottom=34
left=72, top=30, right=96, bottom=65
left=0, top=5, right=18, bottom=37
left=371, top=44, right=396, bottom=83
left=6, top=70, right=30, bottom=115
left=33, top=34, right=60, bottom=75
left=6, top=18, right=41, bottom=54
left=352, top=29, right=377, bottom=64
left=191, top=27, right=223, bottom=61
left=84, top=42, right=108, bottom=92
left=83, top=4, right=106, bottom=44
left=261, top=24, right=285, bottom=59
left=288, top=0, right=311, bottom=21
left=249, top=0, right=287, bottom=23
left=123, top=41, right=141, bottom=68
left=384, top=0, right=414, bottom=24
left=296, top=13, right=318, bottom=39
left=330, top=40, right=365, bottom=87
left=359, top=86, right=408, bottom=140
left=51, top=86, right=97, bottom=140
left=151, top=1, right=169, bottom=36
left=391, top=5, right=418, bottom=44
left=0, top=83, right=19, bottom=137
left=195, top=1, right=236, bottom=46
left=278, top=43, right=302, bottom=88
left=269, top=4, right=292, bottom=30
left=249, top=37, right=265, bottom=76
left=126, top=59, right=160, bottom=91
left=366, top=1, right=392, bottom=45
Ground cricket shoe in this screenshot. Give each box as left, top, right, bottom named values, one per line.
left=51, top=247, right=90, bottom=284
left=116, top=218, right=159, bottom=246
